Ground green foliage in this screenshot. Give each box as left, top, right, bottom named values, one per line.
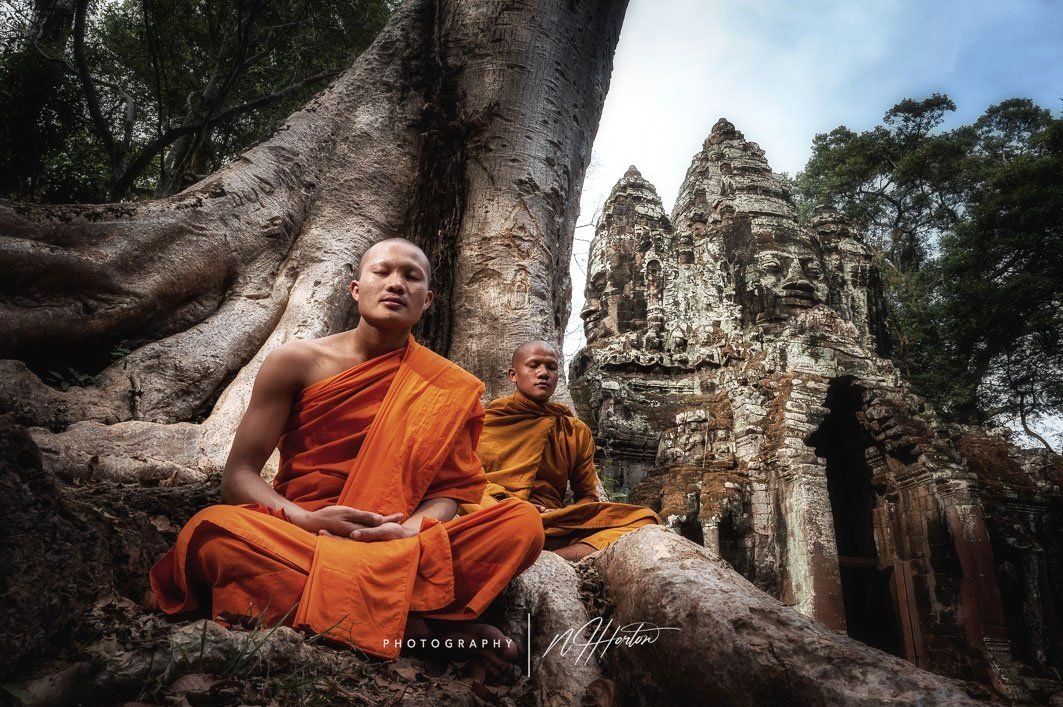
left=0, top=0, right=393, bottom=203
left=939, top=119, right=1063, bottom=439
left=798, top=96, right=1062, bottom=448
left=46, top=366, right=98, bottom=390
left=796, top=93, right=975, bottom=270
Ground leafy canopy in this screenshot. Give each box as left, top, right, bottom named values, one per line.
left=0, top=0, right=394, bottom=202
left=797, top=96, right=1062, bottom=450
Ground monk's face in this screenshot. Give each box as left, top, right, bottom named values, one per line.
left=351, top=241, right=433, bottom=330
left=509, top=343, right=560, bottom=402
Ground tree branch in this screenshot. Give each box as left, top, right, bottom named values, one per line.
left=73, top=0, right=117, bottom=166
left=140, top=0, right=165, bottom=143
left=1018, top=395, right=1055, bottom=453
left=110, top=68, right=340, bottom=199
left=159, top=2, right=266, bottom=193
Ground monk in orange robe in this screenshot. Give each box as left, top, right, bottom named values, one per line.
left=149, top=239, right=544, bottom=674
left=475, top=340, right=660, bottom=561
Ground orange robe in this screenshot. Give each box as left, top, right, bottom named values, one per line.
left=475, top=391, right=660, bottom=551
left=150, top=339, right=544, bottom=659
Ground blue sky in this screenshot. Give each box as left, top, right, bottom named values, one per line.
left=564, top=0, right=1063, bottom=442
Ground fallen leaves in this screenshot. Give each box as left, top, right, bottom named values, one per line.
left=387, top=658, right=424, bottom=682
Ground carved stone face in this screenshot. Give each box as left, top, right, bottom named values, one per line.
left=739, top=232, right=829, bottom=325
left=581, top=270, right=611, bottom=344
left=581, top=299, right=608, bottom=344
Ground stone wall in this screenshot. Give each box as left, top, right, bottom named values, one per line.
left=570, top=119, right=1063, bottom=699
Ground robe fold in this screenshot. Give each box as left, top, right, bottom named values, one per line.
left=150, top=338, right=544, bottom=659
left=475, top=391, right=660, bottom=550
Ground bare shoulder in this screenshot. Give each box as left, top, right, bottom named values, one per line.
left=305, top=331, right=351, bottom=356
left=256, top=340, right=321, bottom=392
left=265, top=339, right=321, bottom=368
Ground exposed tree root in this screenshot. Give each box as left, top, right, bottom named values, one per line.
left=499, top=551, right=605, bottom=706
left=591, top=526, right=984, bottom=706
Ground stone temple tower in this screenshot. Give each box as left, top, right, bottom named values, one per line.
left=582, top=165, right=673, bottom=346
left=570, top=118, right=1063, bottom=699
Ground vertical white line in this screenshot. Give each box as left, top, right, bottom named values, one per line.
left=527, top=611, right=532, bottom=676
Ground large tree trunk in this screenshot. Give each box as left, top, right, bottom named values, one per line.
left=0, top=0, right=628, bottom=694
left=441, top=2, right=614, bottom=400
left=0, top=0, right=625, bottom=481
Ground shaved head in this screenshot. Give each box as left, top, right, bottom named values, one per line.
left=509, top=340, right=560, bottom=401
left=511, top=339, right=559, bottom=366
left=350, top=237, right=433, bottom=331
left=357, top=237, right=431, bottom=285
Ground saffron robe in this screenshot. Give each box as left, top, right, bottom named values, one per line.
left=150, top=339, right=544, bottom=659
left=475, top=391, right=660, bottom=551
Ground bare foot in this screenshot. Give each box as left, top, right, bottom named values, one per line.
left=142, top=588, right=159, bottom=612
left=551, top=542, right=596, bottom=561
left=405, top=617, right=519, bottom=683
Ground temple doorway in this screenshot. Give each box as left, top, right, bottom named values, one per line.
left=719, top=507, right=754, bottom=581
left=808, top=378, right=906, bottom=658
left=678, top=514, right=704, bottom=546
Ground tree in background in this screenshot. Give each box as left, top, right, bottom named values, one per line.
left=798, top=96, right=1063, bottom=450
left=796, top=94, right=974, bottom=270
left=0, top=0, right=393, bottom=202
left=940, top=117, right=1063, bottom=449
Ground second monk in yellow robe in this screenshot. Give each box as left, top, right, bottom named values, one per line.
left=476, top=341, right=660, bottom=560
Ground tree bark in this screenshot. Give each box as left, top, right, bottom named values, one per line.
left=499, top=552, right=606, bottom=705
left=441, top=0, right=624, bottom=401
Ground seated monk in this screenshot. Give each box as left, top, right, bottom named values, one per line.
left=148, top=238, right=544, bottom=677
left=475, top=340, right=660, bottom=561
